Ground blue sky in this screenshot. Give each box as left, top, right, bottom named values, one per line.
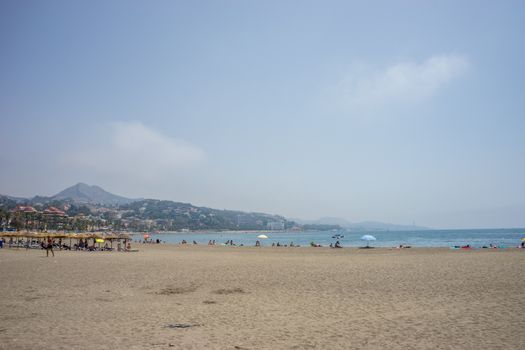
left=1, top=0, right=524, bottom=228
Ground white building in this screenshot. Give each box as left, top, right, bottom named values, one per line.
left=267, top=221, right=285, bottom=231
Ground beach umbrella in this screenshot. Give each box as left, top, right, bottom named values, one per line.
left=104, top=233, right=117, bottom=249
left=257, top=234, right=268, bottom=239
left=10, top=231, right=25, bottom=248
left=67, top=233, right=77, bottom=248
left=87, top=233, right=102, bottom=247
left=30, top=232, right=46, bottom=242
left=50, top=232, right=67, bottom=250
left=361, top=235, right=377, bottom=247
left=105, top=233, right=117, bottom=239
left=522, top=238, right=525, bottom=241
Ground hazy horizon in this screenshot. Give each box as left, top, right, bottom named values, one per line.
left=1, top=1, right=524, bottom=229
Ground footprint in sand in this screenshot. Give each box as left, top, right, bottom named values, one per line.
left=212, top=287, right=246, bottom=295
left=157, top=285, right=198, bottom=295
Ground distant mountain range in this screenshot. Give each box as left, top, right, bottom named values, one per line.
left=292, top=217, right=429, bottom=231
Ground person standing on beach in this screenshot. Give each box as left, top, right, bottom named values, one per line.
left=46, top=237, right=54, bottom=257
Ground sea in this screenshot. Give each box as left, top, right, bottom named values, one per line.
left=134, top=228, right=525, bottom=248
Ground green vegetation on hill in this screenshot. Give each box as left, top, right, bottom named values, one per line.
left=0, top=195, right=297, bottom=232
left=119, top=199, right=295, bottom=231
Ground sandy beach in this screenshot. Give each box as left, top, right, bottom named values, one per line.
left=1, top=245, right=524, bottom=350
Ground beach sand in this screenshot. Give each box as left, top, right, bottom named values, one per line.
left=0, top=245, right=524, bottom=349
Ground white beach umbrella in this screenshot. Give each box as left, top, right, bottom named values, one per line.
left=257, top=234, right=268, bottom=239
left=361, top=235, right=376, bottom=247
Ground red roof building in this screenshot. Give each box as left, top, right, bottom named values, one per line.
left=12, top=205, right=38, bottom=213
left=43, top=206, right=67, bottom=217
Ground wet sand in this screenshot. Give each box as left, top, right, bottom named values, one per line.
left=0, top=245, right=524, bottom=349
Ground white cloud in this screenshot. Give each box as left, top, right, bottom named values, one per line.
left=336, top=54, right=469, bottom=112
left=61, top=122, right=205, bottom=183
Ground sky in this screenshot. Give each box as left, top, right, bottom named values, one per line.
left=1, top=0, right=524, bottom=229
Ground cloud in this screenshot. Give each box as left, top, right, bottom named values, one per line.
left=335, top=54, right=469, bottom=112
left=61, top=122, right=205, bottom=183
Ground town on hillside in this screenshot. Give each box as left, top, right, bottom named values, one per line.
left=0, top=184, right=341, bottom=233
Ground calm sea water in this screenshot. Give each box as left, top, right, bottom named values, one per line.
left=134, top=228, right=525, bottom=248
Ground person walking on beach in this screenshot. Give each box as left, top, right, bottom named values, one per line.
left=45, top=237, right=54, bottom=257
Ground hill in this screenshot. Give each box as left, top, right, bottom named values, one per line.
left=293, top=217, right=429, bottom=231
left=0, top=184, right=427, bottom=232
left=52, top=183, right=136, bottom=205
left=0, top=184, right=295, bottom=232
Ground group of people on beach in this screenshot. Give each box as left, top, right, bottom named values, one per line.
left=179, top=239, right=200, bottom=245
left=46, top=238, right=121, bottom=255
left=0, top=236, right=132, bottom=257
left=178, top=239, right=302, bottom=247
left=141, top=238, right=166, bottom=244
left=330, top=241, right=342, bottom=248
left=3, top=235, right=525, bottom=251
left=268, top=241, right=297, bottom=247
left=2, top=237, right=60, bottom=257
left=167, top=239, right=525, bottom=249
left=308, top=241, right=341, bottom=248
left=45, top=239, right=131, bottom=256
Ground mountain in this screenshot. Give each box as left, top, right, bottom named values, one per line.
left=314, top=217, right=354, bottom=227
left=1, top=183, right=429, bottom=231
left=0, top=184, right=294, bottom=231
left=0, top=194, right=27, bottom=202
left=118, top=199, right=294, bottom=231
left=347, top=221, right=429, bottom=231
left=52, top=183, right=136, bottom=205
left=292, top=217, right=429, bottom=231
